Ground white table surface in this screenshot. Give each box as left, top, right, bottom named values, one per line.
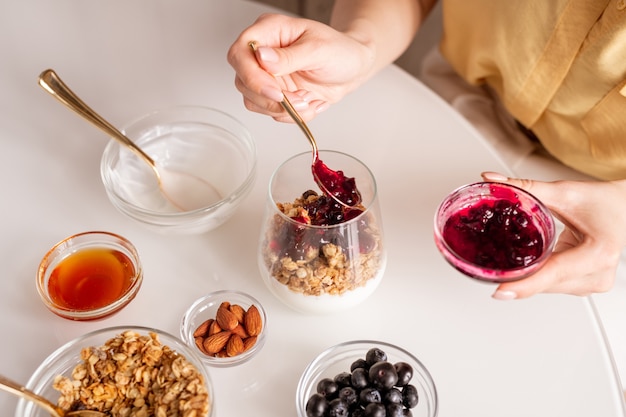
left=0, top=1, right=624, bottom=416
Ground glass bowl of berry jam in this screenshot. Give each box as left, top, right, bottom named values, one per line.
left=36, top=231, right=143, bottom=320
left=101, top=105, right=256, bottom=234
left=258, top=150, right=386, bottom=314
left=297, top=340, right=438, bottom=417
left=434, top=182, right=556, bottom=283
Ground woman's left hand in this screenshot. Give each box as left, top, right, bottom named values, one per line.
left=481, top=172, right=626, bottom=300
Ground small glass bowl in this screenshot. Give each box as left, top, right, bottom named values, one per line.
left=101, top=105, right=256, bottom=234
left=36, top=231, right=143, bottom=320
left=434, top=182, right=556, bottom=283
left=180, top=290, right=267, bottom=367
left=15, top=326, right=215, bottom=417
left=296, top=340, right=438, bottom=417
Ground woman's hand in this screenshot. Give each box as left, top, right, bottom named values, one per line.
left=481, top=172, right=626, bottom=300
left=227, top=13, right=377, bottom=123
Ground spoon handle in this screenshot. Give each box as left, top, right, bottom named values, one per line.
left=247, top=41, right=318, bottom=158
left=279, top=96, right=318, bottom=157
left=0, top=374, right=62, bottom=417
left=38, top=69, right=156, bottom=168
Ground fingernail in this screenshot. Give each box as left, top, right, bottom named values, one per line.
left=291, top=99, right=309, bottom=111
left=315, top=102, right=330, bottom=114
left=260, top=86, right=284, bottom=102
left=258, top=47, right=279, bottom=63
left=482, top=171, right=509, bottom=181
left=492, top=290, right=518, bottom=300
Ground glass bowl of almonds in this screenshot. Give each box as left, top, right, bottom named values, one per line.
left=180, top=290, right=267, bottom=367
left=15, top=326, right=214, bottom=417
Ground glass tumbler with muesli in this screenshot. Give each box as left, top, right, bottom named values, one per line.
left=258, top=150, right=386, bottom=314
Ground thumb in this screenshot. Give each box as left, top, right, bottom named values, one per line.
left=254, top=44, right=317, bottom=78
left=480, top=171, right=556, bottom=211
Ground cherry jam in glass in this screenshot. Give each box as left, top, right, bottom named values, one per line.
left=442, top=199, right=543, bottom=269
left=435, top=182, right=555, bottom=282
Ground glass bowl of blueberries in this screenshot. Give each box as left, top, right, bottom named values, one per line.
left=434, top=181, right=556, bottom=283
left=297, top=340, right=438, bottom=417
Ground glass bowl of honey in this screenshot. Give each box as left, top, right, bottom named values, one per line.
left=36, top=231, right=143, bottom=320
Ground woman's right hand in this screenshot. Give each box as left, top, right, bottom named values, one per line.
left=226, top=13, right=377, bottom=123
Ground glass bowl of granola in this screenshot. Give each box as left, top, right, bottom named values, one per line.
left=258, top=150, right=386, bottom=314
left=15, top=326, right=214, bottom=417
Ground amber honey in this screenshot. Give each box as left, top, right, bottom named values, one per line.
left=47, top=247, right=136, bottom=311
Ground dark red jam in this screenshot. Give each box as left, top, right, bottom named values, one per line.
left=273, top=191, right=376, bottom=261
left=312, top=159, right=362, bottom=207
left=442, top=198, right=544, bottom=270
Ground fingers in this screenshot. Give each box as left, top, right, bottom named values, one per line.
left=492, top=244, right=617, bottom=300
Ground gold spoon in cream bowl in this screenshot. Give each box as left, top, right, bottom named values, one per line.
left=38, top=69, right=221, bottom=212
left=0, top=374, right=106, bottom=417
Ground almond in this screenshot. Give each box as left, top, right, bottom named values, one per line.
left=244, top=305, right=262, bottom=336
left=193, top=318, right=213, bottom=338
left=195, top=336, right=209, bottom=355
left=231, top=323, right=249, bottom=339
left=208, top=319, right=222, bottom=336
left=243, top=335, right=257, bottom=352
left=202, top=330, right=231, bottom=354
left=216, top=304, right=239, bottom=330
left=229, top=304, right=246, bottom=323
left=226, top=334, right=244, bottom=357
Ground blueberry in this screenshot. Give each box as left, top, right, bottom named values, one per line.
left=351, top=367, right=369, bottom=390
left=352, top=407, right=365, bottom=417
left=359, top=387, right=382, bottom=405
left=327, top=398, right=350, bottom=417
left=365, top=348, right=387, bottom=366
left=334, top=372, right=352, bottom=388
left=305, top=393, right=327, bottom=417
left=351, top=358, right=369, bottom=371
left=317, top=378, right=339, bottom=399
left=394, top=362, right=413, bottom=386
left=363, top=403, right=386, bottom=417
left=338, top=386, right=358, bottom=407
left=369, top=361, right=398, bottom=390
left=384, top=388, right=403, bottom=404
left=402, top=385, right=419, bottom=409
left=386, top=402, right=405, bottom=417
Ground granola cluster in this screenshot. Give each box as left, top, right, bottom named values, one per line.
left=261, top=192, right=383, bottom=296
left=53, top=330, right=210, bottom=417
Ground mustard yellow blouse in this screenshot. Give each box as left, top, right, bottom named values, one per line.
left=439, top=0, right=626, bottom=180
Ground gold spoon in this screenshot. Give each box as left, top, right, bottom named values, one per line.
left=0, top=374, right=106, bottom=417
left=248, top=41, right=362, bottom=207
left=38, top=69, right=221, bottom=212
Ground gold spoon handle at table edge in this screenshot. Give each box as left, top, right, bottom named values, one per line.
left=37, top=69, right=158, bottom=173
left=247, top=41, right=318, bottom=157
left=0, top=374, right=63, bottom=417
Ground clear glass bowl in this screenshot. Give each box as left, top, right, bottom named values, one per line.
left=180, top=290, right=267, bottom=367
left=434, top=182, right=556, bottom=283
left=15, top=326, right=215, bottom=417
left=296, top=340, right=438, bottom=417
left=101, top=105, right=256, bottom=234
left=36, top=231, right=143, bottom=321
left=258, top=151, right=386, bottom=314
